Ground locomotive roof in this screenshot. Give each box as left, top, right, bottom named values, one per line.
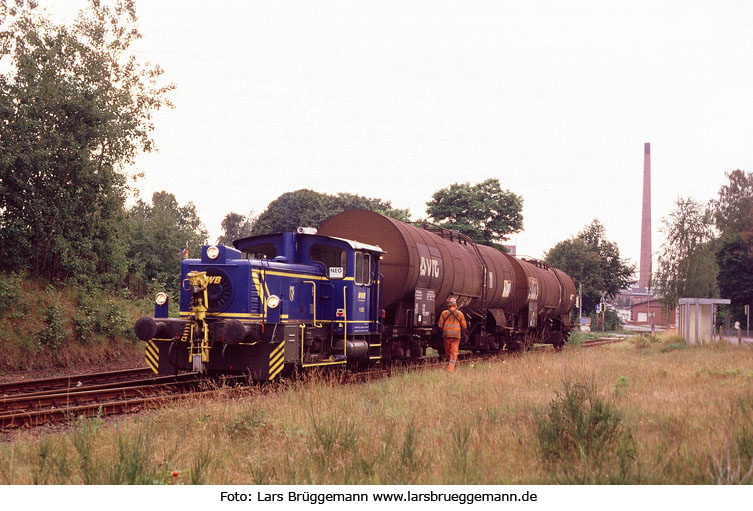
left=232, top=232, right=384, bottom=254
left=328, top=236, right=384, bottom=253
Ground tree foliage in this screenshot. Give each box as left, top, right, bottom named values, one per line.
left=125, top=191, right=207, bottom=295
left=716, top=233, right=753, bottom=321
left=426, top=178, right=523, bottom=249
left=710, top=169, right=753, bottom=234
left=654, top=198, right=718, bottom=310
left=218, top=211, right=255, bottom=245
left=0, top=0, right=173, bottom=284
left=545, top=220, right=635, bottom=313
left=709, top=170, right=753, bottom=323
left=251, top=189, right=410, bottom=235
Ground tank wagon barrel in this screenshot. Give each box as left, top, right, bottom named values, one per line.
left=320, top=209, right=575, bottom=348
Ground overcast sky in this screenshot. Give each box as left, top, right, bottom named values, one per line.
left=47, top=0, right=753, bottom=270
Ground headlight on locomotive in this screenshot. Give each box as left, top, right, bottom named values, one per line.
left=155, top=292, right=168, bottom=306
left=206, top=245, right=220, bottom=260
left=266, top=295, right=280, bottom=309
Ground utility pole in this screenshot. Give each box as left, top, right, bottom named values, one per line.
left=578, top=282, right=582, bottom=324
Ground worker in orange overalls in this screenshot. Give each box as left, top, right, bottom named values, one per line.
left=438, top=297, right=467, bottom=372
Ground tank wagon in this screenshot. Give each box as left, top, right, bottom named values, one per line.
left=319, top=210, right=576, bottom=354
left=134, top=210, right=575, bottom=379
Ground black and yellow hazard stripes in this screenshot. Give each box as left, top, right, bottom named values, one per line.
left=268, top=341, right=285, bottom=380
left=145, top=340, right=159, bottom=374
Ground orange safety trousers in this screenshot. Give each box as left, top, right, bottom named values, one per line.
left=444, top=337, right=459, bottom=372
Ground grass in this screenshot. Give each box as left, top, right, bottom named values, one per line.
left=2, top=334, right=753, bottom=484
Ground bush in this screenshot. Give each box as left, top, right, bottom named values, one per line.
left=535, top=380, right=636, bottom=483
left=630, top=334, right=659, bottom=349
left=75, top=292, right=135, bottom=342
left=37, top=304, right=66, bottom=349
left=0, top=272, right=22, bottom=316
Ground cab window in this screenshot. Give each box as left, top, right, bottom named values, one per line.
left=242, top=243, right=277, bottom=260
left=310, top=244, right=346, bottom=277
left=355, top=252, right=372, bottom=286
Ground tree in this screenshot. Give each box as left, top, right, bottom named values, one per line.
left=710, top=169, right=753, bottom=234
left=426, top=178, right=523, bottom=249
left=545, top=220, right=635, bottom=313
left=0, top=0, right=173, bottom=284
left=545, top=238, right=604, bottom=313
left=125, top=192, right=207, bottom=296
left=716, top=233, right=753, bottom=323
left=251, top=189, right=410, bottom=235
left=218, top=211, right=255, bottom=245
left=654, top=198, right=718, bottom=310
left=710, top=170, right=753, bottom=323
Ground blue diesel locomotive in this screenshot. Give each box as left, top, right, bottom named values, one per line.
left=135, top=228, right=385, bottom=379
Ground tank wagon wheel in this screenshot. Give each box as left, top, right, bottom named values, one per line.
left=550, top=332, right=565, bottom=351
left=505, top=338, right=522, bottom=353
left=522, top=333, right=538, bottom=351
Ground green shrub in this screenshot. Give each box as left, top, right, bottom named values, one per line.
left=449, top=418, right=478, bottom=484
left=72, top=416, right=103, bottom=484
left=613, top=375, right=629, bottom=397
left=630, top=334, right=659, bottom=349
left=74, top=305, right=97, bottom=344
left=75, top=293, right=134, bottom=342
left=535, top=380, right=637, bottom=483
left=189, top=443, right=214, bottom=485
left=0, top=273, right=21, bottom=316
left=32, top=437, right=71, bottom=484
left=37, top=304, right=66, bottom=349
left=105, top=424, right=163, bottom=484
left=566, top=330, right=584, bottom=346
left=102, top=299, right=131, bottom=339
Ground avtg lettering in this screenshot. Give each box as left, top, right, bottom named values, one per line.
left=419, top=257, right=440, bottom=278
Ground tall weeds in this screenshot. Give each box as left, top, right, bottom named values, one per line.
left=535, top=380, right=637, bottom=483
left=3, top=338, right=753, bottom=484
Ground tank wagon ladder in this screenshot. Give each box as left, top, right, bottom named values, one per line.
left=368, top=272, right=385, bottom=361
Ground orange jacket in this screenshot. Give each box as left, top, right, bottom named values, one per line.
left=438, top=306, right=467, bottom=339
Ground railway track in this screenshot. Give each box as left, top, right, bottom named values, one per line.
left=0, top=371, right=250, bottom=430
left=0, top=336, right=626, bottom=430
left=579, top=337, right=627, bottom=348
left=0, top=367, right=155, bottom=396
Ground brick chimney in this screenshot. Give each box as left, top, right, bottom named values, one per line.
left=639, top=143, right=652, bottom=289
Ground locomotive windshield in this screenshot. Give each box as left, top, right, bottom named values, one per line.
left=310, top=244, right=346, bottom=273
